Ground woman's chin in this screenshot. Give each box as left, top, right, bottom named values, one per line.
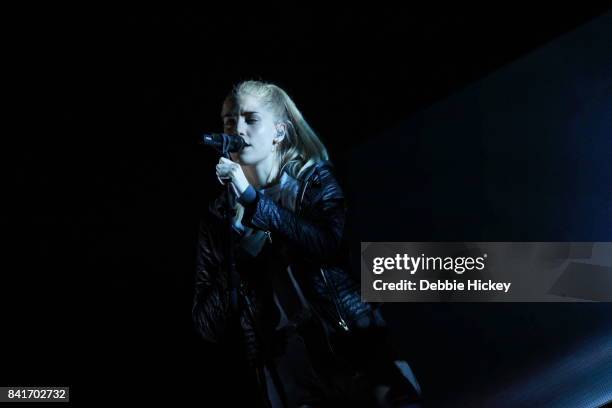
left=236, top=155, right=254, bottom=166
left=238, top=150, right=264, bottom=164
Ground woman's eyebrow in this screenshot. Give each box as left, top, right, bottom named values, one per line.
left=221, top=111, right=258, bottom=118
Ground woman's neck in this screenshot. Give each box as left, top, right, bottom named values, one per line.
left=242, top=156, right=281, bottom=189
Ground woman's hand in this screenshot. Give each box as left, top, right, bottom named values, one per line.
left=216, top=157, right=250, bottom=196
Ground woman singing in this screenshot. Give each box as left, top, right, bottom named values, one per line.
left=193, top=80, right=420, bottom=407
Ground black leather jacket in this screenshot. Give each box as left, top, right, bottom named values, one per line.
left=192, top=160, right=380, bottom=350
left=193, top=160, right=421, bottom=406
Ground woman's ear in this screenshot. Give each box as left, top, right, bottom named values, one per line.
left=274, top=123, right=287, bottom=145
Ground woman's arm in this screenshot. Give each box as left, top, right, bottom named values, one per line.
left=192, top=220, right=230, bottom=343
left=241, top=164, right=347, bottom=264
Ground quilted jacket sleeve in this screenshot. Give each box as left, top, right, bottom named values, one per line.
left=241, top=162, right=346, bottom=264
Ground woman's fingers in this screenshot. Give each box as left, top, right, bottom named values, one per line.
left=216, top=173, right=228, bottom=185
left=215, top=157, right=249, bottom=194
left=216, top=165, right=231, bottom=179
left=216, top=157, right=237, bottom=185
left=216, top=158, right=238, bottom=179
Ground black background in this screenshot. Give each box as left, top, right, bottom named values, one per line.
left=3, top=5, right=611, bottom=405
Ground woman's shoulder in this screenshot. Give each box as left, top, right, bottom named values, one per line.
left=300, top=160, right=336, bottom=183
left=312, top=160, right=341, bottom=187
left=302, top=160, right=344, bottom=201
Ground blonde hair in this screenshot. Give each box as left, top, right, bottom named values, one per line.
left=226, top=80, right=329, bottom=181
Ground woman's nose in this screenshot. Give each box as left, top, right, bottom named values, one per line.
left=236, top=118, right=247, bottom=136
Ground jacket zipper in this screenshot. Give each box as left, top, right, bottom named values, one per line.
left=319, top=268, right=349, bottom=332
left=298, top=168, right=350, bottom=333
left=297, top=176, right=311, bottom=215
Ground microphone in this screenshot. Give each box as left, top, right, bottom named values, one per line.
left=200, top=133, right=249, bottom=153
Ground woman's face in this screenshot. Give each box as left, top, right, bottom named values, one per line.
left=221, top=94, right=281, bottom=166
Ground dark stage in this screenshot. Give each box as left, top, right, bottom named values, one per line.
left=3, top=5, right=612, bottom=406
